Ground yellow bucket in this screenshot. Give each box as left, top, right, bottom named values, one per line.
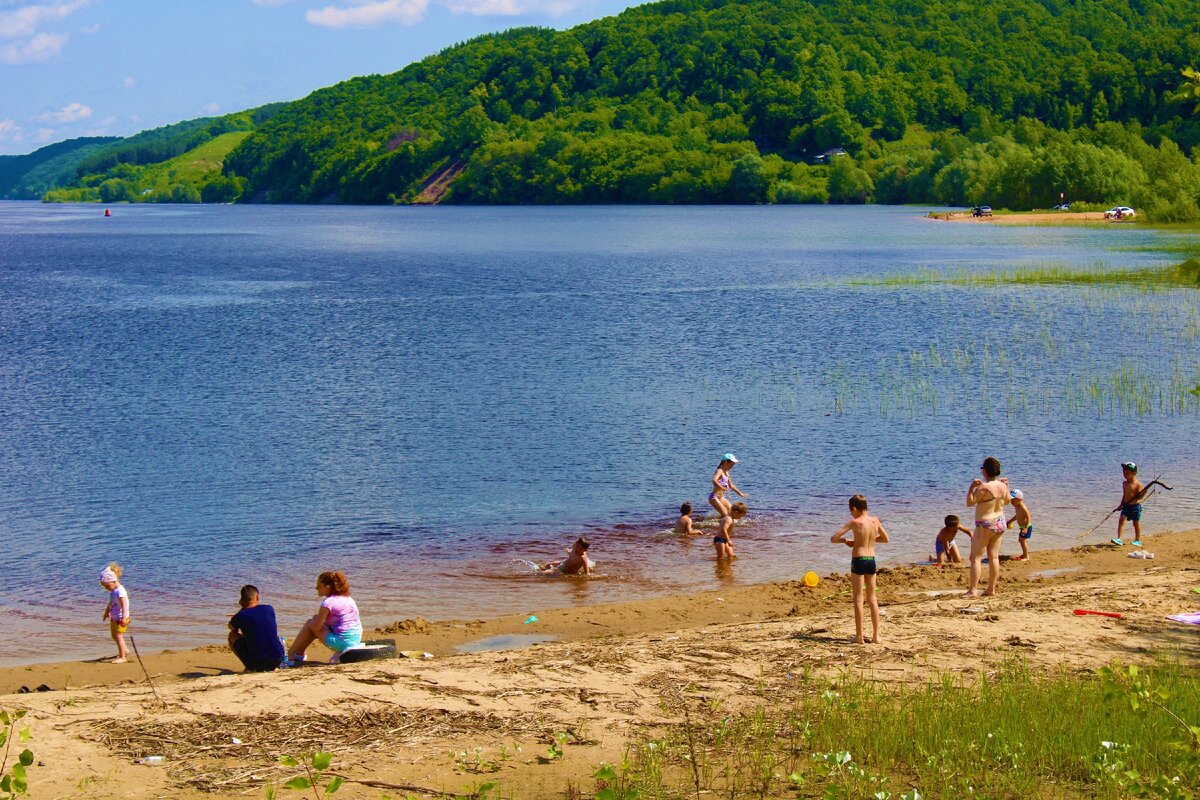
left=803, top=571, right=820, bottom=588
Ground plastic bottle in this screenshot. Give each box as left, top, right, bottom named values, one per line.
left=279, top=637, right=292, bottom=668
left=138, top=756, right=165, bottom=766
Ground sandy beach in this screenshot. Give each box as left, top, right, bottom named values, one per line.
left=4, top=530, right=1197, bottom=798
left=927, top=210, right=1126, bottom=224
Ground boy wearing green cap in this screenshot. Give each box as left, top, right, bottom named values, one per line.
left=1112, top=462, right=1145, bottom=547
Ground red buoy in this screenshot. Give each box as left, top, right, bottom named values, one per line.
left=104, top=208, right=111, bottom=217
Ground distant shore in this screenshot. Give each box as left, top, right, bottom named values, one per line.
left=927, top=209, right=1129, bottom=224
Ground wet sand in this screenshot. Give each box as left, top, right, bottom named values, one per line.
left=5, top=530, right=1198, bottom=798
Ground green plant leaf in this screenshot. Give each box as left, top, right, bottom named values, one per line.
left=284, top=776, right=312, bottom=790
left=277, top=755, right=299, bottom=767
left=0, top=774, right=10, bottom=793
left=311, top=752, right=332, bottom=771
left=0, top=711, right=10, bottom=725
left=18, top=726, right=30, bottom=743
left=324, top=776, right=343, bottom=794
left=18, top=749, right=33, bottom=767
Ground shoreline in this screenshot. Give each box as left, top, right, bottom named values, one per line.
left=926, top=209, right=1129, bottom=224
left=6, top=528, right=1197, bottom=798
left=5, top=528, right=1196, bottom=695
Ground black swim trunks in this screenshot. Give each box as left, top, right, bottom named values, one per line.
left=851, top=556, right=877, bottom=576
left=713, top=536, right=730, bottom=544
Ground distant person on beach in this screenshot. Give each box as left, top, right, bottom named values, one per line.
left=930, top=514, right=971, bottom=565
left=674, top=503, right=698, bottom=535
left=709, top=453, right=748, bottom=517
left=965, top=456, right=1011, bottom=597
left=831, top=494, right=889, bottom=644
left=714, top=501, right=747, bottom=559
left=1007, top=490, right=1033, bottom=560
left=287, top=571, right=363, bottom=665
left=540, top=537, right=593, bottom=575
left=1112, top=462, right=1145, bottom=547
left=228, top=585, right=285, bottom=673
left=99, top=564, right=130, bottom=664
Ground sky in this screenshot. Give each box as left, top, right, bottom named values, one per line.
left=0, top=0, right=645, bottom=156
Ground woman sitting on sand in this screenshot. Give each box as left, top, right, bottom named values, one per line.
left=709, top=453, right=748, bottom=517
left=288, top=571, right=363, bottom=665
left=965, top=456, right=1010, bottom=598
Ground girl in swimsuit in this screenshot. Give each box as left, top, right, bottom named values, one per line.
left=709, top=453, right=748, bottom=517
left=965, top=455, right=1011, bottom=598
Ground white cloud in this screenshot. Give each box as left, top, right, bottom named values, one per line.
left=82, top=114, right=114, bottom=135
left=0, top=118, right=23, bottom=142
left=442, top=0, right=575, bottom=14
left=202, top=102, right=220, bottom=114
left=121, top=75, right=134, bottom=89
left=36, top=101, right=91, bottom=123
left=305, top=0, right=427, bottom=28
left=35, top=126, right=54, bottom=141
left=0, top=30, right=64, bottom=62
left=0, top=0, right=88, bottom=39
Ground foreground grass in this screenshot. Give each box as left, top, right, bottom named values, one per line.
left=848, top=258, right=1200, bottom=289
left=587, top=660, right=1200, bottom=800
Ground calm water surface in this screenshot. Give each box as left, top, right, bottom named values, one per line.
left=1, top=202, right=1197, bottom=665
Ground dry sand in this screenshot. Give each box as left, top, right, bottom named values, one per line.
left=5, top=531, right=1198, bottom=798
left=926, top=210, right=1128, bottom=224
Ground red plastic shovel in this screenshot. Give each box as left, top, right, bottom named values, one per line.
left=1073, top=609, right=1123, bottom=619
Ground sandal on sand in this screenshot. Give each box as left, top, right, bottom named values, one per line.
left=1111, top=538, right=1124, bottom=546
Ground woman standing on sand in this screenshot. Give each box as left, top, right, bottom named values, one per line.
left=965, top=456, right=1010, bottom=598
left=709, top=453, right=748, bottom=517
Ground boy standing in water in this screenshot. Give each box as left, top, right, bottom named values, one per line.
left=673, top=503, right=698, bottom=535
left=713, top=502, right=747, bottom=559
left=1112, top=462, right=1145, bottom=547
left=1007, top=489, right=1033, bottom=560
left=831, top=495, right=889, bottom=644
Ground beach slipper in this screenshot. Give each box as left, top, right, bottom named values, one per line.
left=1110, top=538, right=1124, bottom=546
left=1128, top=551, right=1154, bottom=559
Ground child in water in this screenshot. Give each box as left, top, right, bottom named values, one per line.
left=541, top=538, right=593, bottom=575
left=673, top=503, right=698, bottom=535
left=100, top=564, right=130, bottom=664
left=930, top=514, right=971, bottom=565
left=1112, top=462, right=1145, bottom=547
left=1007, top=489, right=1033, bottom=560
left=831, top=495, right=889, bottom=644
left=713, top=502, right=747, bottom=559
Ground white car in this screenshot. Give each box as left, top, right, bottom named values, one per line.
left=1105, top=206, right=1136, bottom=219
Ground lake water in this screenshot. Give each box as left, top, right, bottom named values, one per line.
left=1, top=202, right=1198, bottom=665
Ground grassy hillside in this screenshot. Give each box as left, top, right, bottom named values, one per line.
left=0, top=137, right=117, bottom=199
left=42, top=106, right=281, bottom=204
left=216, top=0, right=1200, bottom=216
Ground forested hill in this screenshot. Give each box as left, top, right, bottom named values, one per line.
left=51, top=0, right=1200, bottom=216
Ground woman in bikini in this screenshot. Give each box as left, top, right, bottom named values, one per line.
left=709, top=453, right=748, bottom=517
left=965, top=455, right=1010, bottom=597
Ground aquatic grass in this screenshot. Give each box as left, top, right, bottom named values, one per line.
left=594, top=659, right=1200, bottom=800
left=847, top=258, right=1200, bottom=289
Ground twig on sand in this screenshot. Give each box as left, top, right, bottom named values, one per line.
left=340, top=777, right=455, bottom=796
left=128, top=635, right=164, bottom=707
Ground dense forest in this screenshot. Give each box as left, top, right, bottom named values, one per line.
left=0, top=137, right=115, bottom=199
left=37, top=0, right=1200, bottom=217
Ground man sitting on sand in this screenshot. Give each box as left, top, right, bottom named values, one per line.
left=228, top=585, right=286, bottom=673
left=541, top=538, right=593, bottom=575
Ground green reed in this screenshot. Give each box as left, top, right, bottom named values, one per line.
left=847, top=258, right=1200, bottom=289
left=589, top=659, right=1200, bottom=800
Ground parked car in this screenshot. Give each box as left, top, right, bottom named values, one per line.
left=1052, top=202, right=1070, bottom=211
left=972, top=205, right=993, bottom=217
left=1105, top=206, right=1136, bottom=219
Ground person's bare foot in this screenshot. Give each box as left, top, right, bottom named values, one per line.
left=981, top=590, right=996, bottom=597
left=871, top=637, right=881, bottom=644
left=111, top=658, right=127, bottom=664
left=1012, top=555, right=1025, bottom=561
left=963, top=590, right=981, bottom=598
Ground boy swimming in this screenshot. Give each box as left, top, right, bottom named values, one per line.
left=541, top=537, right=593, bottom=575
left=930, top=514, right=971, bottom=565
left=673, top=502, right=698, bottom=535
left=713, top=502, right=747, bottom=559
left=830, top=494, right=889, bottom=644
left=1112, top=462, right=1145, bottom=547
left=1007, top=489, right=1033, bottom=560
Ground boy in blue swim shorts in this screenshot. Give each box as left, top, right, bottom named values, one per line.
left=1007, top=489, right=1033, bottom=561
left=931, top=514, right=971, bottom=566
left=1112, top=462, right=1144, bottom=547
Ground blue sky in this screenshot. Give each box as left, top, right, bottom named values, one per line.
left=0, top=0, right=644, bottom=156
